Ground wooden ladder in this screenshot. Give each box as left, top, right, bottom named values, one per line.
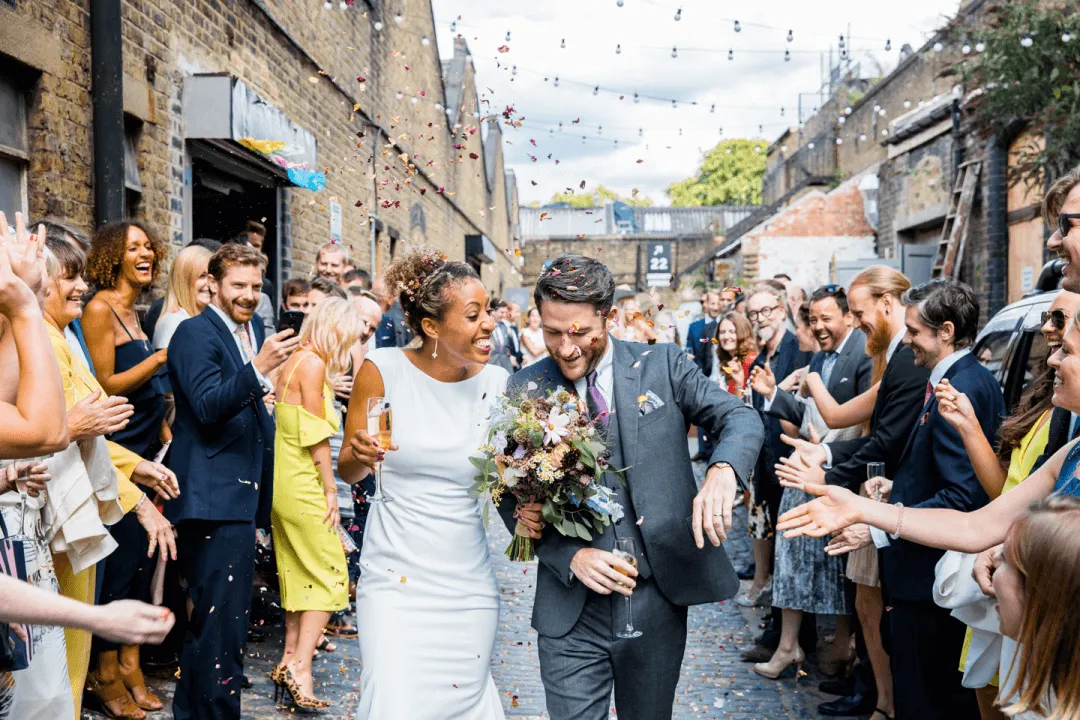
left=932, top=159, right=983, bottom=280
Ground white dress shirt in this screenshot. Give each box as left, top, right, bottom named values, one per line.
left=65, top=326, right=92, bottom=371
left=208, top=304, right=273, bottom=393
left=573, top=336, right=615, bottom=409
left=870, top=348, right=971, bottom=549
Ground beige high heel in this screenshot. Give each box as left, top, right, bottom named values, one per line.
left=753, top=646, right=806, bottom=679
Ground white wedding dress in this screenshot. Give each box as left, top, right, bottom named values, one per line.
left=355, top=348, right=508, bottom=720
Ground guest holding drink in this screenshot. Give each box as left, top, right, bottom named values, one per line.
left=82, top=221, right=171, bottom=714
left=270, top=298, right=367, bottom=708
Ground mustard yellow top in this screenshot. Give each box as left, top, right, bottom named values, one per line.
left=47, top=323, right=145, bottom=513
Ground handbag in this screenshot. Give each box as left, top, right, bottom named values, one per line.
left=0, top=499, right=34, bottom=671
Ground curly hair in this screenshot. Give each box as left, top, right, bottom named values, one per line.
left=86, top=221, right=169, bottom=289
left=384, top=246, right=479, bottom=338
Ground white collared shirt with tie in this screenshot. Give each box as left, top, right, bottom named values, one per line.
left=573, top=337, right=615, bottom=409
left=208, top=304, right=274, bottom=393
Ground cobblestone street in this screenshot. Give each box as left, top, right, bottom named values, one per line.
left=87, top=493, right=839, bottom=719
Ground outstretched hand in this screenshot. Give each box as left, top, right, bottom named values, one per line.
left=779, top=432, right=827, bottom=468
left=775, top=482, right=864, bottom=539
left=749, top=363, right=776, bottom=398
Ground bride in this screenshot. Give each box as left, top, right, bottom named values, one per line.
left=338, top=248, right=543, bottom=719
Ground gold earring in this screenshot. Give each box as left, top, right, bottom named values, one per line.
left=432, top=338, right=438, bottom=359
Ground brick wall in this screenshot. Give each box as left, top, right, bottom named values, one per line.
left=0, top=0, right=520, bottom=292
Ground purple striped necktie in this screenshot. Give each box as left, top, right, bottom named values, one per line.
left=586, top=370, right=609, bottom=427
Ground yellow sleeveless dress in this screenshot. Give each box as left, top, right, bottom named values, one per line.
left=271, top=354, right=349, bottom=612
left=957, top=408, right=1051, bottom=684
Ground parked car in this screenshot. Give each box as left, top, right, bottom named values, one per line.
left=971, top=260, right=1064, bottom=411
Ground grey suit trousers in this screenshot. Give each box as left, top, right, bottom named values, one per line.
left=538, top=578, right=688, bottom=720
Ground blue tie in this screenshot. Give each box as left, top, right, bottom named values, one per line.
left=821, top=352, right=839, bottom=387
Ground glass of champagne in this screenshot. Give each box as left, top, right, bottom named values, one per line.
left=614, top=537, right=643, bottom=639
left=366, top=398, right=393, bottom=503
left=867, top=462, right=886, bottom=502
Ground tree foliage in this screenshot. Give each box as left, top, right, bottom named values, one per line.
left=546, top=184, right=653, bottom=207
left=960, top=1, right=1080, bottom=186
left=668, top=139, right=768, bottom=206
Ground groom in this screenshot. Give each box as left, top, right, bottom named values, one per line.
left=498, top=255, right=763, bottom=720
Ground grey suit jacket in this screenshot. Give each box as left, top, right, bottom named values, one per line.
left=498, top=339, right=764, bottom=637
left=766, top=328, right=872, bottom=426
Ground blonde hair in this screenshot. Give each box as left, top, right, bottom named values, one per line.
left=297, top=297, right=366, bottom=382
left=1001, top=496, right=1080, bottom=720
left=164, top=245, right=213, bottom=316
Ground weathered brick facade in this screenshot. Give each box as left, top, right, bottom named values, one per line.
left=0, top=0, right=521, bottom=294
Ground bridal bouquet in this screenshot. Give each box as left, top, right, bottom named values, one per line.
left=471, top=386, right=625, bottom=562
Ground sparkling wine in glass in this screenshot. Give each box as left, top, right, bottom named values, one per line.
left=867, top=462, right=886, bottom=502
left=366, top=398, right=393, bottom=503
left=614, top=537, right=643, bottom=639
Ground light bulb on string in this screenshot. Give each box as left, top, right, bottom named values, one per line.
left=421, top=35, right=430, bottom=46
left=718, top=127, right=723, bottom=135
left=671, top=46, right=678, bottom=58
left=559, top=122, right=563, bottom=130
left=725, top=148, right=732, bottom=154
left=881, top=129, right=889, bottom=136
left=1064, top=32, right=1073, bottom=43
left=617, top=0, right=624, bottom=6
left=835, top=137, right=843, bottom=145
left=727, top=49, right=734, bottom=61
left=904, top=99, right=911, bottom=108
left=838, top=34, right=845, bottom=49
left=639, top=128, right=643, bottom=137
left=593, top=86, right=599, bottom=95
left=784, top=49, right=791, bottom=62
left=1020, top=35, right=1033, bottom=48
left=633, top=92, right=639, bottom=103
left=448, top=21, right=454, bottom=32
left=679, top=128, right=683, bottom=136
left=808, top=142, right=815, bottom=149
left=674, top=8, right=682, bottom=21
left=885, top=38, right=892, bottom=51
left=859, top=134, right=867, bottom=141
left=757, top=124, right=763, bottom=134
left=511, top=65, right=517, bottom=76
left=616, top=44, right=621, bottom=54
left=394, top=9, right=403, bottom=24
left=840, top=49, right=848, bottom=60
left=561, top=38, right=566, bottom=49
left=787, top=29, right=793, bottom=42
left=933, top=41, right=944, bottom=52
left=962, top=43, right=970, bottom=54
left=671, top=99, right=677, bottom=109
left=614, top=139, right=618, bottom=146
left=598, top=126, right=603, bottom=135
left=411, top=97, right=418, bottom=104
left=339, top=1, right=346, bottom=7
left=781, top=145, right=787, bottom=152
left=844, top=107, right=852, bottom=115
left=323, top=0, right=332, bottom=8
left=554, top=76, right=559, bottom=87
left=506, top=31, right=511, bottom=42
left=838, top=116, right=846, bottom=124
left=710, top=104, right=716, bottom=113
left=975, top=41, right=985, bottom=52
left=395, top=91, right=403, bottom=99
left=734, top=20, right=741, bottom=33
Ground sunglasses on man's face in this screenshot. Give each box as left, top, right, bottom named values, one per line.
left=1042, top=309, right=1067, bottom=331
left=1057, top=213, right=1080, bottom=239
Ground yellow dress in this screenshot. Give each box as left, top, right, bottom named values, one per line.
left=271, top=355, right=349, bottom=612
left=47, top=323, right=147, bottom=717
left=958, top=408, right=1051, bottom=685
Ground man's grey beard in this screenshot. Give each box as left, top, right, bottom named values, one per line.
left=756, top=324, right=776, bottom=346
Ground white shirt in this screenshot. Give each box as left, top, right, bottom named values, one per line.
left=870, top=347, right=972, bottom=549
left=65, top=325, right=92, bottom=371
left=573, top=337, right=614, bottom=409
left=208, top=304, right=273, bottom=393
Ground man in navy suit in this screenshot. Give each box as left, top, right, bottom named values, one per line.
left=166, top=244, right=299, bottom=719
left=686, top=289, right=723, bottom=461
left=840, top=280, right=1003, bottom=720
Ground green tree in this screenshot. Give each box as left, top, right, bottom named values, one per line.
left=546, top=184, right=653, bottom=207
left=960, top=1, right=1080, bottom=186
left=668, top=139, right=768, bottom=206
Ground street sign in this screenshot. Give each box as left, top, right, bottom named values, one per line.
left=645, top=241, right=672, bottom=286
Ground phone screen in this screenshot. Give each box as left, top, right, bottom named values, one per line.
left=279, top=310, right=306, bottom=337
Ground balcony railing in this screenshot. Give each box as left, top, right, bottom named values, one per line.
left=762, top=130, right=836, bottom=206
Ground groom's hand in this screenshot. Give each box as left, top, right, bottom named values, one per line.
left=693, top=463, right=737, bottom=548
left=570, top=548, right=637, bottom=597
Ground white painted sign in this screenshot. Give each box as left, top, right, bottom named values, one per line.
left=329, top=201, right=343, bottom=243
left=1021, top=266, right=1035, bottom=293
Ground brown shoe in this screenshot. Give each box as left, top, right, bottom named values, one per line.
left=85, top=669, right=145, bottom=720
left=118, top=645, right=163, bottom=711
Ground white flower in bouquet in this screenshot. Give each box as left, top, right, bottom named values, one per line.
left=543, top=408, right=571, bottom=446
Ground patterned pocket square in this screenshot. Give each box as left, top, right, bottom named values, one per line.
left=637, top=390, right=666, bottom=415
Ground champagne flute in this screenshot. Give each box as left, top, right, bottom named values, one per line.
left=614, top=537, right=643, bottom=639
left=867, top=462, right=886, bottom=502
left=365, top=398, right=393, bottom=503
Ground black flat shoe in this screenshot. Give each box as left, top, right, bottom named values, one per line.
left=740, top=645, right=774, bottom=663
left=736, top=563, right=756, bottom=580
left=818, top=693, right=878, bottom=717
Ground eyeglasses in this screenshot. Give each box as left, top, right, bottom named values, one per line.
left=1042, top=309, right=1068, bottom=331
left=1057, top=213, right=1080, bottom=238
left=747, top=304, right=782, bottom=321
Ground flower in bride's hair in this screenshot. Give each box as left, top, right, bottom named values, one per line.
left=543, top=408, right=571, bottom=446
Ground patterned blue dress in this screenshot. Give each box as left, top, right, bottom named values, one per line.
left=1053, top=439, right=1080, bottom=497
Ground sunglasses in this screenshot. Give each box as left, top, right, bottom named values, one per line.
left=1057, top=213, right=1080, bottom=239
left=1042, top=309, right=1068, bottom=331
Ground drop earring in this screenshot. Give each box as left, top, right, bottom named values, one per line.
left=432, top=338, right=438, bottom=359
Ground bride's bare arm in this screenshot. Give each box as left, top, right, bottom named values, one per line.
left=338, top=359, right=386, bottom=485
left=807, top=373, right=879, bottom=428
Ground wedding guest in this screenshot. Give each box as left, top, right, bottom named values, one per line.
left=152, top=244, right=213, bottom=350
left=371, top=276, right=411, bottom=348
left=520, top=307, right=547, bottom=366
left=488, top=299, right=516, bottom=373
left=42, top=235, right=177, bottom=719
left=687, top=290, right=723, bottom=460
left=270, top=297, right=365, bottom=707
left=166, top=243, right=299, bottom=719
left=315, top=242, right=349, bottom=285
left=343, top=267, right=372, bottom=293
left=282, top=278, right=312, bottom=314
left=703, top=311, right=757, bottom=401
left=308, top=276, right=347, bottom=307
left=83, top=220, right=171, bottom=713
left=142, top=238, right=221, bottom=343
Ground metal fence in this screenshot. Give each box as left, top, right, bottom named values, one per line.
left=519, top=204, right=757, bottom=239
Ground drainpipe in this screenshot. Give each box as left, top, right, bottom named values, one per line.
left=951, top=99, right=964, bottom=184
left=90, top=0, right=126, bottom=225
left=985, top=134, right=1009, bottom=317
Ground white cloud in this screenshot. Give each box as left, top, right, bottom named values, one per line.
left=431, top=0, right=955, bottom=206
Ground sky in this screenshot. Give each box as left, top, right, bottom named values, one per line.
left=429, top=0, right=960, bottom=207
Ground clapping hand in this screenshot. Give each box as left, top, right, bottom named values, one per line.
left=0, top=216, right=41, bottom=319
left=935, top=379, right=976, bottom=435
left=749, top=363, right=776, bottom=398
left=68, top=390, right=134, bottom=441
left=776, top=447, right=826, bottom=491
left=0, top=213, right=46, bottom=301
left=779, top=431, right=827, bottom=469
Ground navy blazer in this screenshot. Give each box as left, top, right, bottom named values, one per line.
left=767, top=328, right=872, bottom=426
left=879, top=352, right=1005, bottom=603
left=164, top=308, right=275, bottom=527
left=685, top=317, right=717, bottom=372
left=751, top=330, right=814, bottom=491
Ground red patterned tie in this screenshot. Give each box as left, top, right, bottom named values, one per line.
left=924, top=381, right=933, bottom=406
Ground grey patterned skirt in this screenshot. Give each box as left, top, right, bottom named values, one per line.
left=771, top=486, right=851, bottom=615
